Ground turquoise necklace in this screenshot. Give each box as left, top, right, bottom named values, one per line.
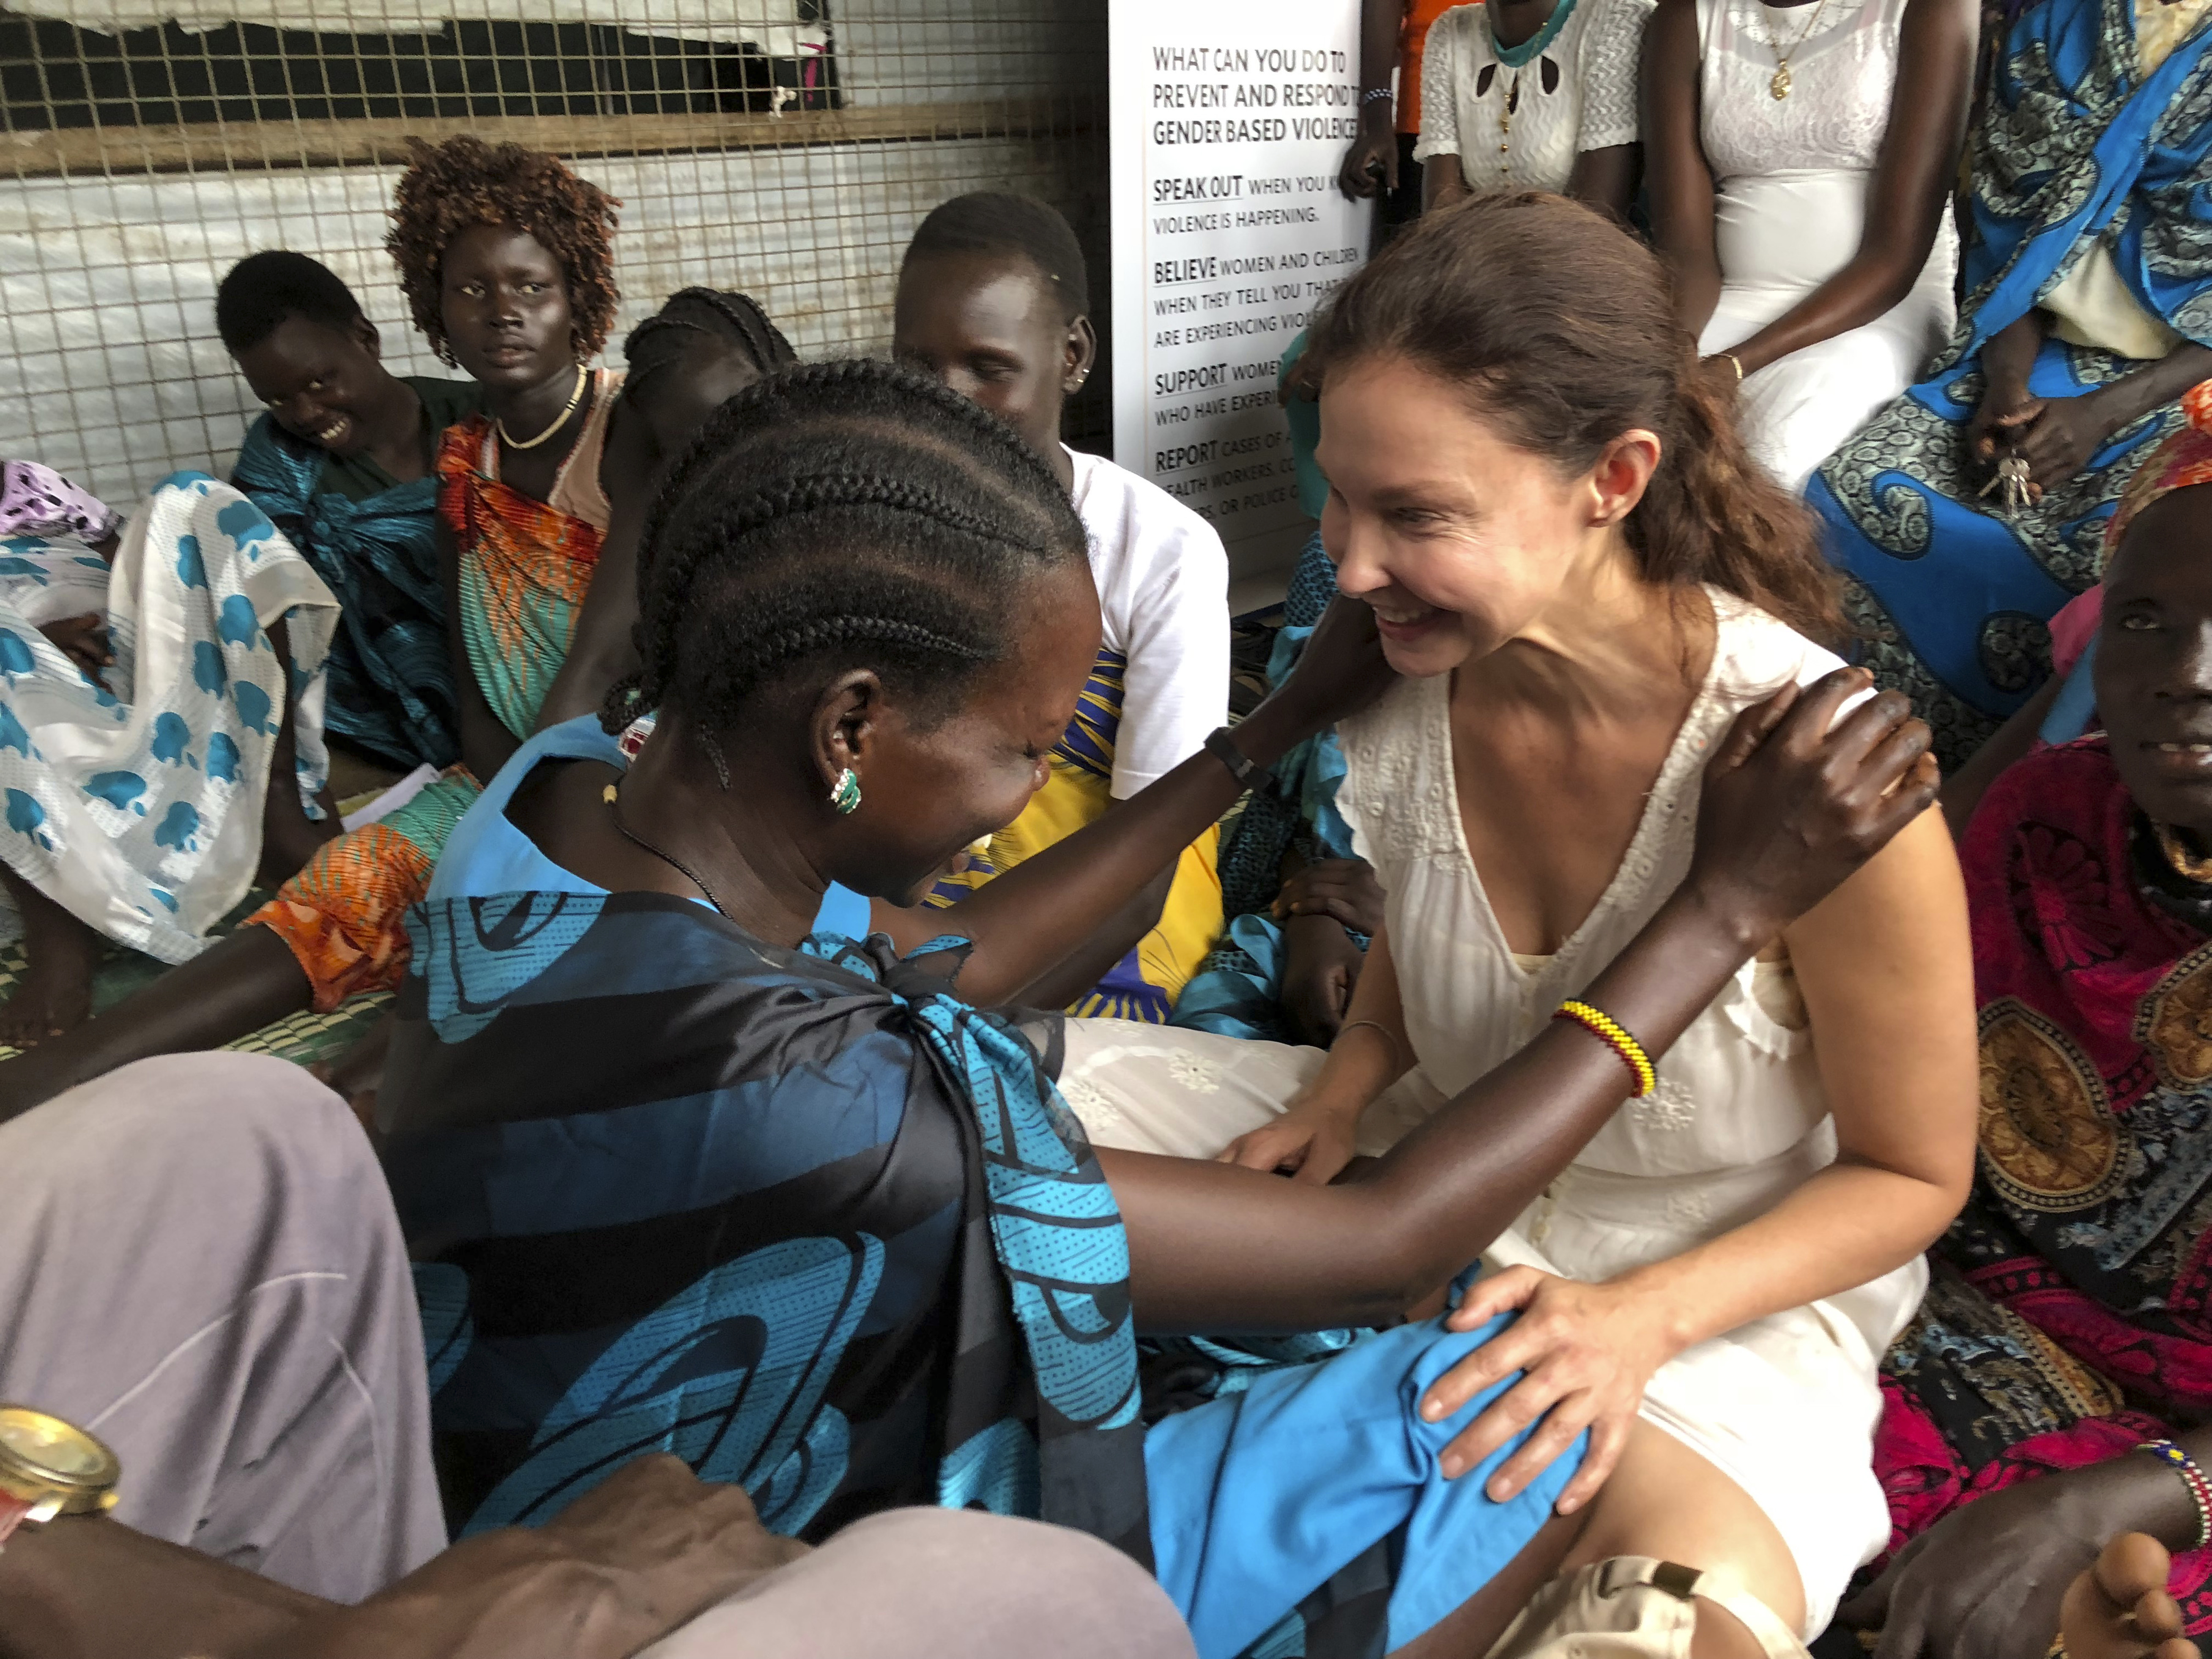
left=1489, top=0, right=1580, bottom=174
left=1490, top=0, right=1577, bottom=67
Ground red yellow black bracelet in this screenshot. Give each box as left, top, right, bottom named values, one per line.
left=1553, top=999, right=1657, bottom=1098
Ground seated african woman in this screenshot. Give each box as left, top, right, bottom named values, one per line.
left=1810, top=0, right=2212, bottom=772
left=373, top=357, right=1939, bottom=1659
left=0, top=460, right=338, bottom=1048
left=0, top=149, right=797, bottom=1117
left=220, top=249, right=484, bottom=776
left=1846, top=389, right=2212, bottom=1659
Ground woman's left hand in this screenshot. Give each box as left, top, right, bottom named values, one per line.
left=1997, top=393, right=2114, bottom=499
left=1417, top=1267, right=1677, bottom=1514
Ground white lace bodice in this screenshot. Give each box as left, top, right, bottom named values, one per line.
left=1413, top=0, right=1654, bottom=193
left=1697, top=0, right=1900, bottom=179
left=1334, top=590, right=1842, bottom=1199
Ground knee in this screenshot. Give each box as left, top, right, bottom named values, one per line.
left=24, top=1052, right=370, bottom=1219
left=832, top=1510, right=1194, bottom=1658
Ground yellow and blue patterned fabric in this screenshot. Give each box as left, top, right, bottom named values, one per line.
left=387, top=848, right=1584, bottom=1656
left=926, top=645, right=1221, bottom=1023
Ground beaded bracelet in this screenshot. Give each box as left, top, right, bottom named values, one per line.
left=1360, top=86, right=1394, bottom=105
left=2139, top=1440, right=2212, bottom=1549
left=1554, top=999, right=1656, bottom=1098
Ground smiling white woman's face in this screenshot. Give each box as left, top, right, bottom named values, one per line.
left=1315, top=354, right=1647, bottom=679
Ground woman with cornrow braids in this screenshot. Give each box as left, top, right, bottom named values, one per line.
left=0, top=196, right=796, bottom=1119
left=371, top=356, right=1937, bottom=1659
left=895, top=192, right=1234, bottom=1023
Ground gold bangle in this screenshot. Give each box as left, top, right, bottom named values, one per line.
left=1719, top=352, right=1745, bottom=384
left=1336, top=1018, right=1403, bottom=1073
left=1553, top=999, right=1656, bottom=1097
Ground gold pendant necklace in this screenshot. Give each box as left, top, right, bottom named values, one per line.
left=496, top=364, right=590, bottom=452
left=1756, top=0, right=1832, bottom=98
left=1497, top=69, right=1522, bottom=169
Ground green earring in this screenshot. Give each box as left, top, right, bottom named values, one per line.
left=830, top=767, right=862, bottom=816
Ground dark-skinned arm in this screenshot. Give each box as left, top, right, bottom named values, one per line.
left=1643, top=0, right=1724, bottom=338
left=1699, top=0, right=1977, bottom=378
left=1939, top=671, right=2061, bottom=839
left=0, top=1458, right=804, bottom=1659
left=534, top=405, right=655, bottom=734
left=1338, top=0, right=1408, bottom=198
left=1417, top=16, right=1470, bottom=211
left=1101, top=672, right=1939, bottom=1336
left=866, top=597, right=1396, bottom=1007
left=1566, top=146, right=1641, bottom=224
left=1846, top=1424, right=2212, bottom=1659
left=1965, top=309, right=2048, bottom=460
left=440, top=519, right=519, bottom=785
left=2001, top=337, right=2212, bottom=501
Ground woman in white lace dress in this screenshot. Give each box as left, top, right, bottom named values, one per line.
left=1055, top=196, right=1975, bottom=1654
left=1415, top=0, right=1655, bottom=218
left=1642, top=0, right=1974, bottom=492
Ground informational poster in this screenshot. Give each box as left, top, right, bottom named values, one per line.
left=1109, top=0, right=1370, bottom=581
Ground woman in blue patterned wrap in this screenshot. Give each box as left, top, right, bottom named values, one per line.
left=379, top=359, right=1940, bottom=1659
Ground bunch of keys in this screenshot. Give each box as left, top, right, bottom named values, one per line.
left=1979, top=452, right=2033, bottom=513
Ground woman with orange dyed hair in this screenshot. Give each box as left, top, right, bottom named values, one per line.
left=0, top=137, right=679, bottom=1110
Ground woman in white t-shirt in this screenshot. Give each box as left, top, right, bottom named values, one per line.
left=893, top=192, right=1232, bottom=1021
left=1416, top=0, right=1655, bottom=218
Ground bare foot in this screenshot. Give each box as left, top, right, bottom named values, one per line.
left=0, top=873, right=101, bottom=1049
left=2060, top=1533, right=2201, bottom=1659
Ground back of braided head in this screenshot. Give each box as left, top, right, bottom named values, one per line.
left=622, top=287, right=798, bottom=394
left=604, top=358, right=1090, bottom=746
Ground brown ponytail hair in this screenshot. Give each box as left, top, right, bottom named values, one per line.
left=1303, top=192, right=1843, bottom=645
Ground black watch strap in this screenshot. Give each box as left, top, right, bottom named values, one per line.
left=1204, top=725, right=1265, bottom=787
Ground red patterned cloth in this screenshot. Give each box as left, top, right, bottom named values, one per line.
left=1878, top=737, right=2212, bottom=1622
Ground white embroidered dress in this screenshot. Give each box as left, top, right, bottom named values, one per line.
left=1692, top=0, right=1957, bottom=492
left=1058, top=591, right=1924, bottom=1634
left=1413, top=0, right=1654, bottom=194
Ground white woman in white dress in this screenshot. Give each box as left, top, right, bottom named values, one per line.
left=1053, top=197, right=1977, bottom=1655
left=1642, top=0, right=1976, bottom=493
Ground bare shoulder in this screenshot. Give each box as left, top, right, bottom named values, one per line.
left=1786, top=804, right=1970, bottom=965
left=1899, top=0, right=1978, bottom=53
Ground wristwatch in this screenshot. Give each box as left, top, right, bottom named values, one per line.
left=0, top=1405, right=120, bottom=1550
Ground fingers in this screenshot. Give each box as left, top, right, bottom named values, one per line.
left=1484, top=1391, right=1601, bottom=1501
left=1220, top=1126, right=1308, bottom=1173
left=1706, top=680, right=1800, bottom=776
left=1556, top=1411, right=1629, bottom=1514
left=1777, top=665, right=1882, bottom=756
left=1276, top=894, right=1368, bottom=928
left=1867, top=746, right=1942, bottom=843
left=1809, top=681, right=1916, bottom=778
left=1444, top=1265, right=1542, bottom=1332
left=1433, top=1370, right=1559, bottom=1479
left=1292, top=1135, right=1349, bottom=1184
left=552, top=1451, right=712, bottom=1530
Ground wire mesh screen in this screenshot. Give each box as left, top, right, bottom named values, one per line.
left=0, top=0, right=1108, bottom=504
